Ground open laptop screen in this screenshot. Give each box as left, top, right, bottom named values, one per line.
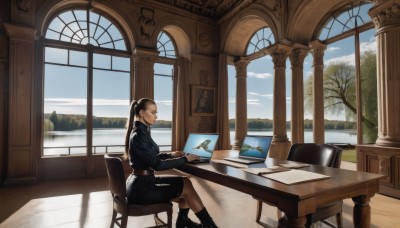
left=239, top=135, right=273, bottom=159
left=183, top=133, right=219, bottom=158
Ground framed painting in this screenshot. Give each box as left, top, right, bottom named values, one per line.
left=191, top=85, right=216, bottom=116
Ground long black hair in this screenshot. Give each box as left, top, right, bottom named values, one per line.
left=124, top=98, right=156, bottom=160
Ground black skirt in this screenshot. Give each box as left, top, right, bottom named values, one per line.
left=126, top=174, right=184, bottom=204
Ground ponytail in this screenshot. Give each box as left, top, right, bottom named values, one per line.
left=123, top=98, right=156, bottom=160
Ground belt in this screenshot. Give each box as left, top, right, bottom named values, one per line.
left=133, top=169, right=154, bottom=176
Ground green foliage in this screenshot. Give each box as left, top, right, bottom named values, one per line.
left=304, top=51, right=378, bottom=141
left=228, top=118, right=355, bottom=130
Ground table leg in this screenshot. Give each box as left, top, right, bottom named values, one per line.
left=278, top=215, right=306, bottom=228
left=352, top=195, right=371, bottom=228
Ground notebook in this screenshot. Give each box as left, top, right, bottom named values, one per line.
left=224, top=135, right=272, bottom=164
left=183, top=133, right=219, bottom=164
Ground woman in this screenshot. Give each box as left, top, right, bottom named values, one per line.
left=124, top=98, right=218, bottom=228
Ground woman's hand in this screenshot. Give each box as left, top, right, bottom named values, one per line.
left=185, top=153, right=200, bottom=162
left=172, top=151, right=185, bottom=158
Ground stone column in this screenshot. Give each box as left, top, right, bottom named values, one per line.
left=369, top=0, right=400, bottom=147
left=269, top=44, right=291, bottom=160
left=132, top=48, right=159, bottom=100
left=289, top=48, right=308, bottom=144
left=233, top=59, right=249, bottom=150
left=4, top=23, right=37, bottom=185
left=309, top=41, right=327, bottom=144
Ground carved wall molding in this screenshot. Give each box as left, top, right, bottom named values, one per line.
left=378, top=155, right=391, bottom=177
left=139, top=7, right=156, bottom=40
left=198, top=32, right=210, bottom=47
left=17, top=0, right=33, bottom=12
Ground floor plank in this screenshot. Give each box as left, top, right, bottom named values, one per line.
left=1, top=163, right=399, bottom=228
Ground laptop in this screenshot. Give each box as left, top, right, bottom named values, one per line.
left=182, top=133, right=219, bottom=164
left=224, top=135, right=272, bottom=164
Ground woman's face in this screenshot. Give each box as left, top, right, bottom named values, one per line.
left=139, top=103, right=158, bottom=125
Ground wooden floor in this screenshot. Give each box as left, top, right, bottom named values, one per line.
left=1, top=161, right=399, bottom=228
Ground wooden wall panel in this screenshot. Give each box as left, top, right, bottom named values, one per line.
left=10, top=150, right=31, bottom=176
left=11, top=42, right=32, bottom=146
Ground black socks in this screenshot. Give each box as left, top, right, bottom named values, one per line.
left=195, top=208, right=217, bottom=227
left=178, top=208, right=190, bottom=219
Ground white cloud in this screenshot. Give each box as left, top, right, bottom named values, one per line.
left=45, top=98, right=130, bottom=106
left=360, top=38, right=376, bottom=53
left=248, top=92, right=273, bottom=99
left=325, top=39, right=377, bottom=66
left=325, top=54, right=355, bottom=66
left=247, top=99, right=261, bottom=105
left=327, top=46, right=340, bottom=52
left=229, top=98, right=236, bottom=103
left=247, top=72, right=273, bottom=79
left=156, top=100, right=173, bottom=106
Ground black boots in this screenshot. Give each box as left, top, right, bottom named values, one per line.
left=195, top=208, right=218, bottom=228
left=176, top=208, right=202, bottom=228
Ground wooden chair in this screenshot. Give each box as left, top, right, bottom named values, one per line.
left=104, top=154, right=172, bottom=228
left=255, top=143, right=343, bottom=228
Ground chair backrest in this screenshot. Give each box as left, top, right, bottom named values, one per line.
left=287, top=143, right=342, bottom=168
left=104, top=154, right=127, bottom=199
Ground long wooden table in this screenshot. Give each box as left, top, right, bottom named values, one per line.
left=176, top=150, right=385, bottom=228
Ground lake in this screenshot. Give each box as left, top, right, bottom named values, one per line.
left=43, top=128, right=357, bottom=156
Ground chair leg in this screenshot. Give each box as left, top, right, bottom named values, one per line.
left=110, top=210, right=117, bottom=228
left=167, top=207, right=173, bottom=228
left=335, top=212, right=343, bottom=228
left=120, top=213, right=128, bottom=228
left=256, top=200, right=263, bottom=222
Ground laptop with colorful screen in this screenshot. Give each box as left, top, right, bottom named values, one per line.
left=183, top=133, right=219, bottom=164
left=224, top=135, right=272, bottom=164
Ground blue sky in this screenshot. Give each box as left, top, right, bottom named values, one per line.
left=45, top=29, right=376, bottom=121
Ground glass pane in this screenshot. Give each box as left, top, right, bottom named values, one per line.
left=360, top=29, right=378, bottom=143
left=154, top=63, right=173, bottom=151
left=43, top=64, right=87, bottom=156
left=323, top=36, right=357, bottom=145
left=112, top=56, right=130, bottom=71
left=246, top=27, right=274, bottom=55
left=303, top=54, right=313, bottom=143
left=228, top=65, right=236, bottom=144
left=157, top=31, right=176, bottom=59
left=93, top=68, right=130, bottom=154
left=93, top=53, right=111, bottom=69
left=45, top=47, right=68, bottom=64
left=247, top=56, right=274, bottom=132
left=69, top=50, right=88, bottom=67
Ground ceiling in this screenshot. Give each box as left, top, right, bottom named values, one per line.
left=153, top=0, right=248, bottom=19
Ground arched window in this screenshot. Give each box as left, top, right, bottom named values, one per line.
left=154, top=31, right=176, bottom=150
left=306, top=1, right=376, bottom=145
left=246, top=27, right=275, bottom=55
left=43, top=9, right=130, bottom=156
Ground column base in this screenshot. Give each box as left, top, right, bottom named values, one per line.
left=376, top=137, right=400, bottom=147
left=232, top=140, right=243, bottom=150
left=269, top=141, right=291, bottom=160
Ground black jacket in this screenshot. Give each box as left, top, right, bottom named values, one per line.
left=128, top=121, right=186, bottom=170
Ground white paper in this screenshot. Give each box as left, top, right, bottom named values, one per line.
left=263, top=169, right=330, bottom=184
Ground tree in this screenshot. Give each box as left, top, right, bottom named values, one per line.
left=49, top=111, right=58, bottom=130
left=305, top=51, right=377, bottom=141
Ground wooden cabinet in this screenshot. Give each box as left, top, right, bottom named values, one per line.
left=356, top=144, right=400, bottom=199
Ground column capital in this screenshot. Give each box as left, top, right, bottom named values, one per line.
left=309, top=40, right=327, bottom=66
left=269, top=44, right=291, bottom=68
left=369, top=0, right=400, bottom=29
left=234, top=59, right=250, bottom=78
left=289, top=49, right=309, bottom=68
left=4, top=23, right=36, bottom=42
left=133, top=47, right=159, bottom=63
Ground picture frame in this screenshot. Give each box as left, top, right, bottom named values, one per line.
left=191, top=85, right=216, bottom=116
